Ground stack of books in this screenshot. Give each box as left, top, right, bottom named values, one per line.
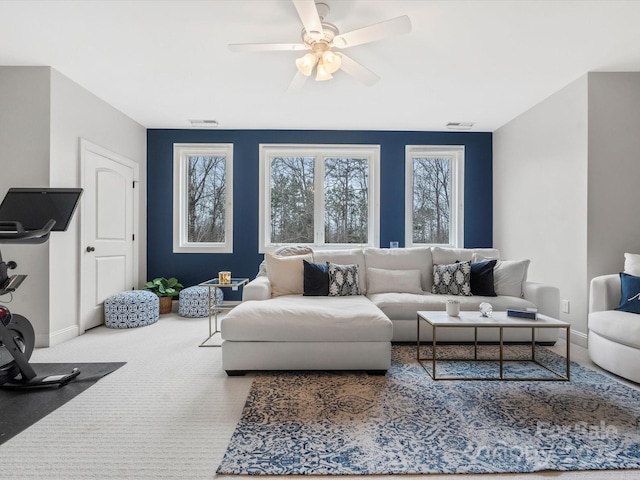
left=506, top=308, right=538, bottom=320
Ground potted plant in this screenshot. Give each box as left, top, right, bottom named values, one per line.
left=145, top=277, right=184, bottom=314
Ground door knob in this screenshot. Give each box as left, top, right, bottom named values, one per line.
left=86, top=246, right=95, bottom=252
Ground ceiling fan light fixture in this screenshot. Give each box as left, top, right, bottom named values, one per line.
left=295, top=52, right=317, bottom=76
left=230, top=1, right=412, bottom=89
left=321, top=50, right=341, bottom=73
left=333, top=37, right=347, bottom=48
left=315, top=59, right=333, bottom=81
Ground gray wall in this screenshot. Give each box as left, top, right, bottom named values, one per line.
left=0, top=66, right=146, bottom=346
left=0, top=67, right=52, bottom=341
left=587, top=73, right=640, bottom=281
left=494, top=72, right=640, bottom=348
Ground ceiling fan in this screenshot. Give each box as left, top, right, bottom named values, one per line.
left=228, top=0, right=412, bottom=90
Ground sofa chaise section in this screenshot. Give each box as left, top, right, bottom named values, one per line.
left=221, top=295, right=392, bottom=375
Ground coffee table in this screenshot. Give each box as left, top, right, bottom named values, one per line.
left=417, top=310, right=570, bottom=381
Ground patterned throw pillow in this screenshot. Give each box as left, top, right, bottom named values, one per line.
left=432, top=261, right=472, bottom=296
left=327, top=262, right=361, bottom=296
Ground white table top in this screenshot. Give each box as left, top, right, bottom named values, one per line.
left=417, top=310, right=570, bottom=328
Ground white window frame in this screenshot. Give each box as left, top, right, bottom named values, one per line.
left=259, top=143, right=380, bottom=253
left=173, top=143, right=233, bottom=253
left=405, top=145, right=464, bottom=248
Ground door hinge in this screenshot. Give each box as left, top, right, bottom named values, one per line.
left=132, top=181, right=136, bottom=188
left=132, top=234, right=135, bottom=241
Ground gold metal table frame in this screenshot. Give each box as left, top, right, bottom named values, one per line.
left=417, top=311, right=571, bottom=381
left=198, top=277, right=249, bottom=347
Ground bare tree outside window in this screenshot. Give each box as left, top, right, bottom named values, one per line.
left=188, top=155, right=226, bottom=243
left=412, top=157, right=450, bottom=244
left=324, top=157, right=369, bottom=243
left=260, top=144, right=378, bottom=251
left=270, top=156, right=315, bottom=243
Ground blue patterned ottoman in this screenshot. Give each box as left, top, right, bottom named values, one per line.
left=104, top=290, right=159, bottom=328
left=178, top=286, right=224, bottom=318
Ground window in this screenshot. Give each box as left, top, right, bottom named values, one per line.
left=405, top=145, right=464, bottom=247
left=173, top=143, right=233, bottom=253
left=259, top=144, right=380, bottom=252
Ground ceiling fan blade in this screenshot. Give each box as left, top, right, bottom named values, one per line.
left=333, top=15, right=412, bottom=48
left=229, top=43, right=308, bottom=52
left=292, top=0, right=323, bottom=38
left=288, top=70, right=309, bottom=91
left=338, top=53, right=380, bottom=86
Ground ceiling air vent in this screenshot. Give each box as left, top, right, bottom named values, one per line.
left=189, top=119, right=219, bottom=128
left=446, top=122, right=475, bottom=130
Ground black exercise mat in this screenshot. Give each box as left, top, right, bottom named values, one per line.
left=0, top=362, right=125, bottom=445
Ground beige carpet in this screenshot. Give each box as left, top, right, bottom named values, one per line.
left=0, top=310, right=637, bottom=480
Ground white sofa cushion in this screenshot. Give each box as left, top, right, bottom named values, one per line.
left=367, top=292, right=536, bottom=320
left=312, top=249, right=367, bottom=294
left=589, top=310, right=640, bottom=349
left=221, top=295, right=392, bottom=342
left=364, top=247, right=433, bottom=292
left=367, top=267, right=423, bottom=295
left=432, top=246, right=500, bottom=265
left=624, top=253, right=640, bottom=276
left=265, top=253, right=313, bottom=297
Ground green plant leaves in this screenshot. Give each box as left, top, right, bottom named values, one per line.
left=144, top=277, right=184, bottom=297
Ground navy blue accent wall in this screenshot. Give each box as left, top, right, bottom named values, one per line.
left=146, top=129, right=492, bottom=288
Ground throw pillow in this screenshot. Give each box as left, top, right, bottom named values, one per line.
left=257, top=245, right=314, bottom=278
left=265, top=253, right=313, bottom=297
left=327, top=262, right=361, bottom=296
left=470, top=259, right=497, bottom=296
left=303, top=260, right=329, bottom=296
left=471, top=252, right=500, bottom=263
left=364, top=247, right=433, bottom=292
left=313, top=249, right=367, bottom=294
left=624, top=253, right=640, bottom=277
left=616, top=272, right=640, bottom=314
left=432, top=261, right=472, bottom=296
left=434, top=247, right=500, bottom=265
left=367, top=268, right=423, bottom=295
left=493, top=259, right=530, bottom=297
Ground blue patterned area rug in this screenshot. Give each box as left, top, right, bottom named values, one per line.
left=217, top=345, right=640, bottom=475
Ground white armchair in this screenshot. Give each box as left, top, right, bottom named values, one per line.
left=588, top=274, right=640, bottom=383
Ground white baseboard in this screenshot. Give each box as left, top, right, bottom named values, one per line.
left=569, top=328, right=588, bottom=349
left=45, top=325, right=80, bottom=347
left=35, top=333, right=49, bottom=348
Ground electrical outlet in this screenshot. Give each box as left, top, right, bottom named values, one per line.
left=562, top=299, right=570, bottom=314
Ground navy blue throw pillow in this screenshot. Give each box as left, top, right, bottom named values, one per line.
left=470, top=259, right=497, bottom=297
left=616, top=272, right=640, bottom=314
left=303, top=260, right=329, bottom=296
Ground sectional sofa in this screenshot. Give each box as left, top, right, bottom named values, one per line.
left=220, top=246, right=560, bottom=375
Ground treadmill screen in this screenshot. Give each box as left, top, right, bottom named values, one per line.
left=0, top=188, right=83, bottom=232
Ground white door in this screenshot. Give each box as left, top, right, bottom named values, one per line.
left=81, top=140, right=137, bottom=332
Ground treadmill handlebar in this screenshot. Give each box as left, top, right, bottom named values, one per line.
left=0, top=219, right=56, bottom=244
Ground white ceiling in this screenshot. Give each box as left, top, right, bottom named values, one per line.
left=1, top=0, right=639, bottom=132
